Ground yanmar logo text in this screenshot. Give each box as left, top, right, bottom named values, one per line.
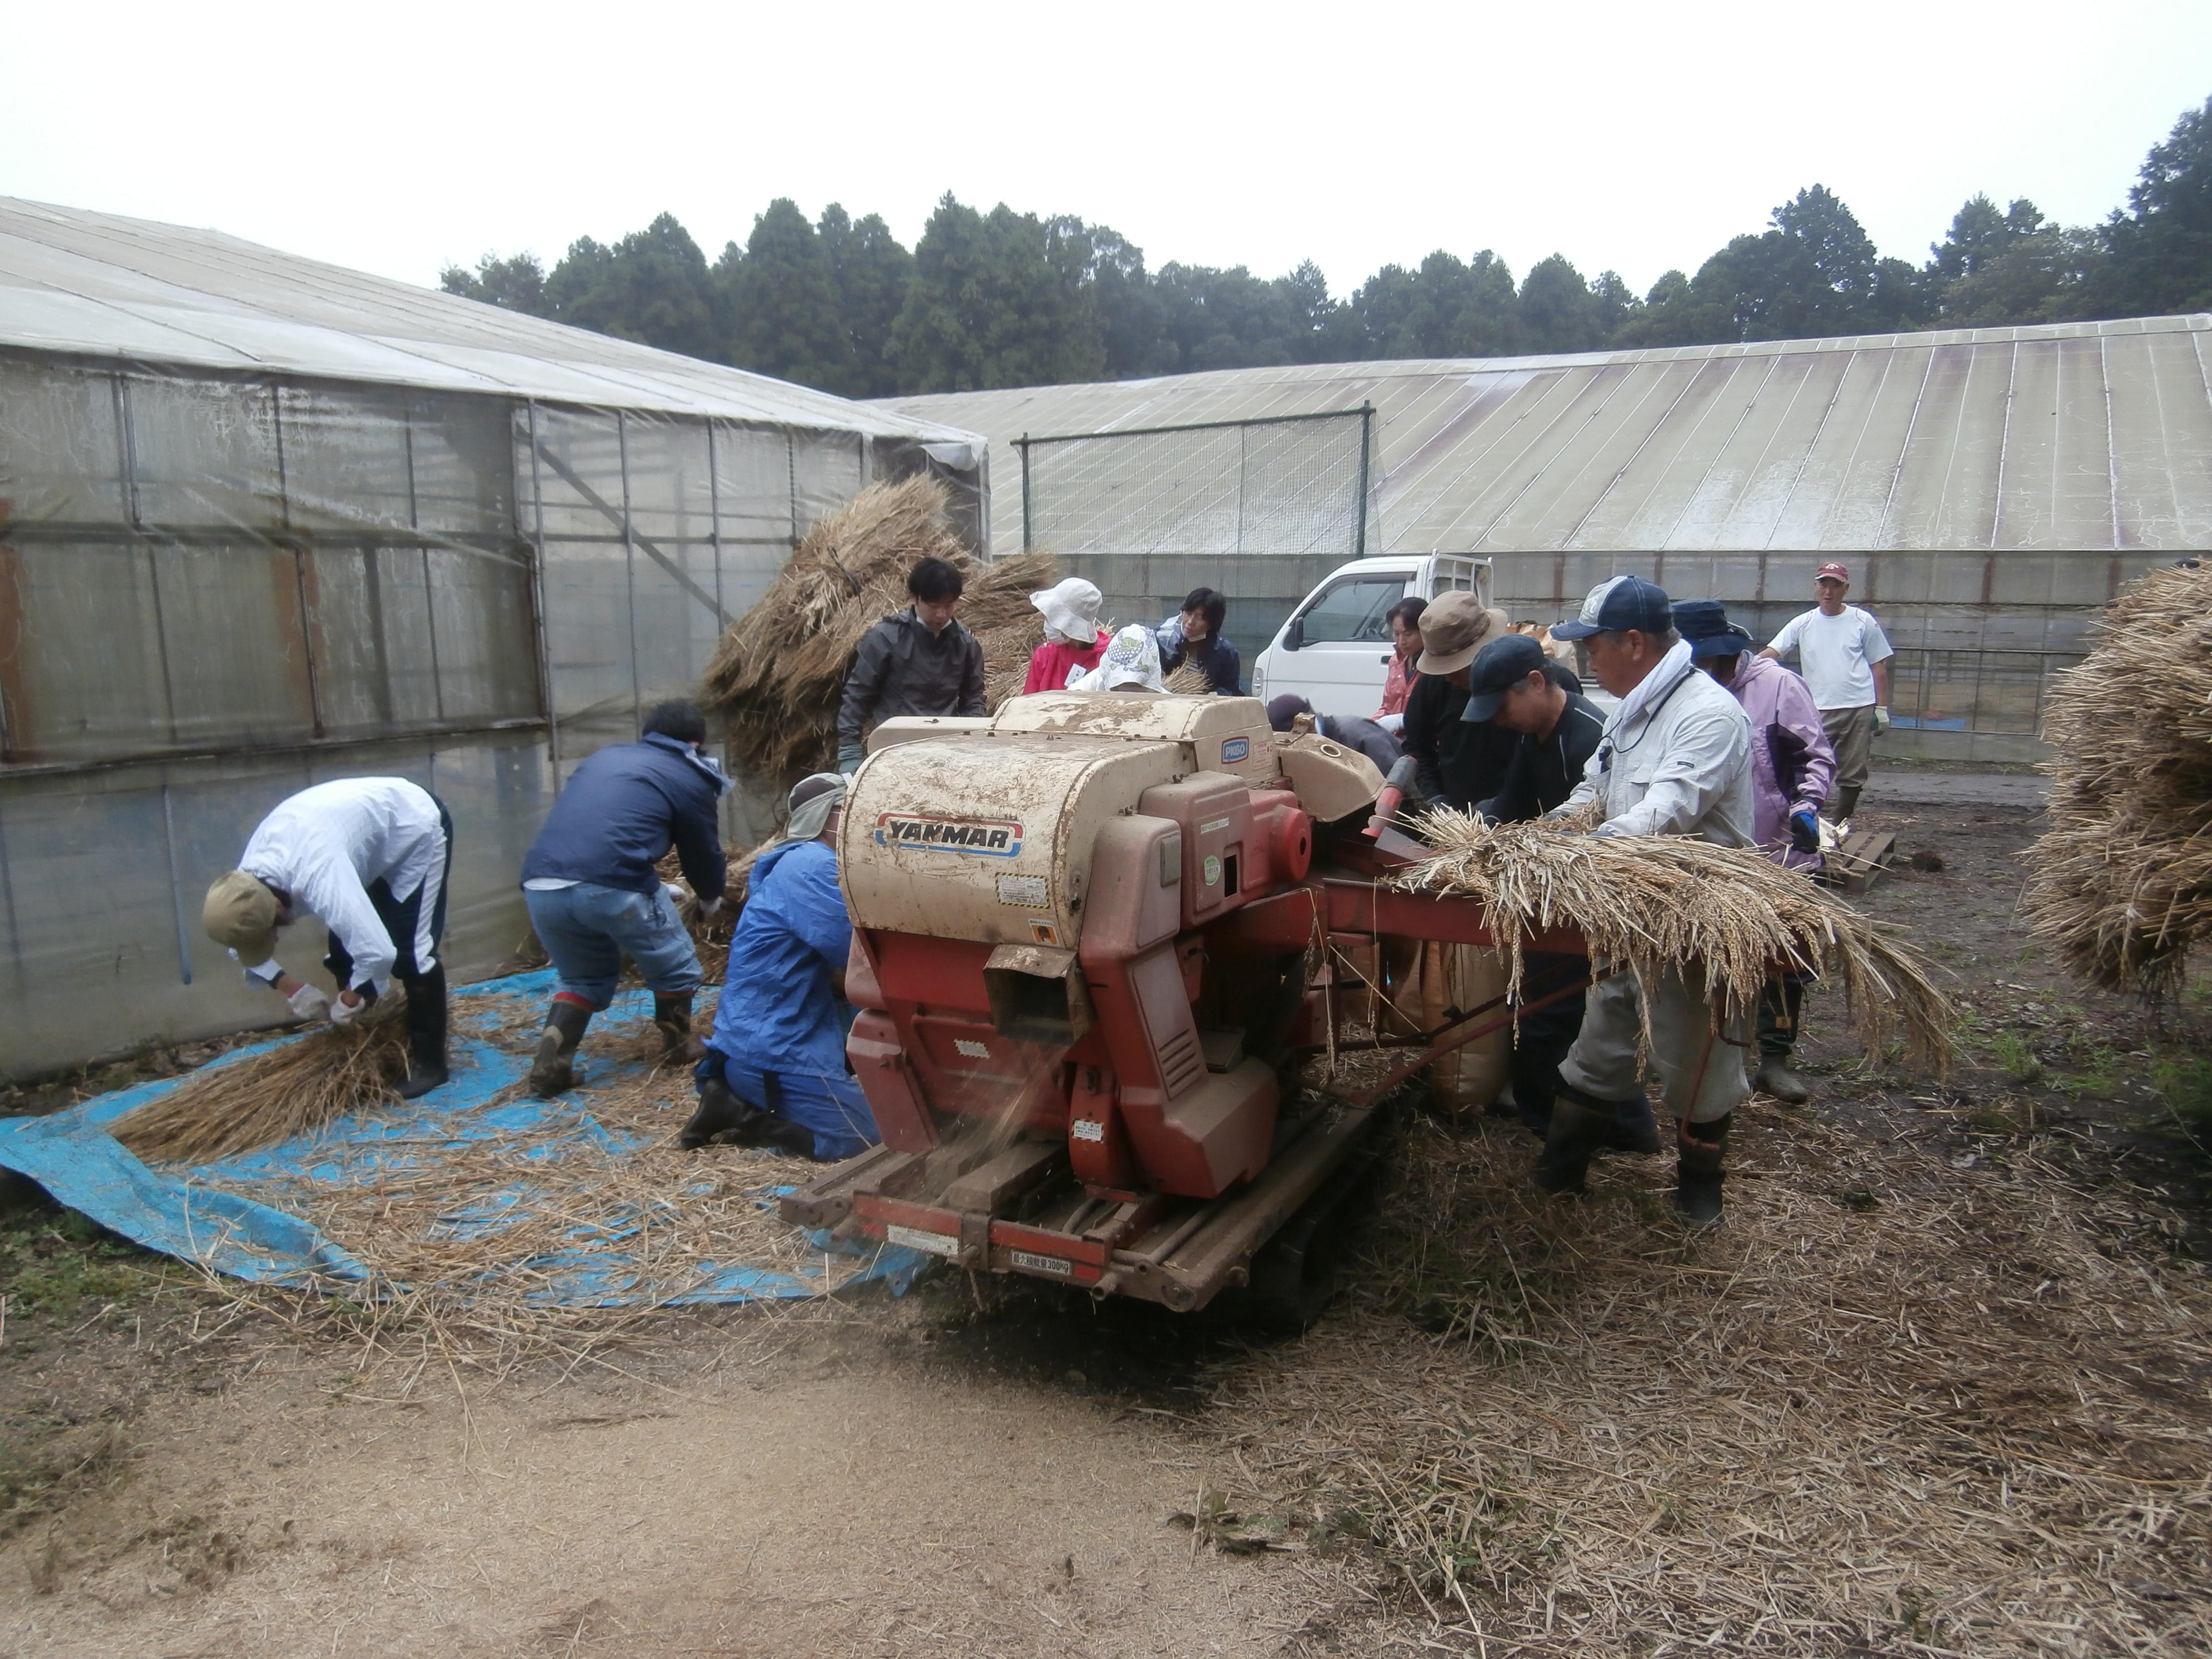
left=874, top=813, right=1024, bottom=857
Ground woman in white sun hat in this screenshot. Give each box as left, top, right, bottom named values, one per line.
left=1071, top=623, right=1166, bottom=693
left=1022, top=577, right=1108, bottom=693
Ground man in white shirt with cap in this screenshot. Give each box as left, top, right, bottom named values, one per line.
left=1759, top=561, right=1894, bottom=821
left=1544, top=575, right=1757, bottom=1224
left=202, top=777, right=454, bottom=1099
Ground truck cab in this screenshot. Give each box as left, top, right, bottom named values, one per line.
left=1248, top=554, right=1492, bottom=720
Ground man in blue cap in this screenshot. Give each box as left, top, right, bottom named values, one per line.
left=1542, top=575, right=1756, bottom=1224
left=1459, top=632, right=1611, bottom=1142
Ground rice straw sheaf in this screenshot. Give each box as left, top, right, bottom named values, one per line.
left=114, top=997, right=411, bottom=1165
left=1393, top=810, right=1953, bottom=1074
left=2021, top=563, right=2212, bottom=1000
left=699, top=476, right=1059, bottom=785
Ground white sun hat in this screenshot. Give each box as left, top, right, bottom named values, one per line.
left=1030, top=577, right=1103, bottom=643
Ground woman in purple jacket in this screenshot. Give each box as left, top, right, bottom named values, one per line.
left=1673, top=601, right=1836, bottom=1106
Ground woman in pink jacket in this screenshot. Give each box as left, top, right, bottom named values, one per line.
left=1674, top=600, right=1836, bottom=1106
left=1022, top=577, right=1108, bottom=694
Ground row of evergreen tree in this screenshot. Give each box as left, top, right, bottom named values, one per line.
left=444, top=98, right=2212, bottom=400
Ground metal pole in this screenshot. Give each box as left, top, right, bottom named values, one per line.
left=1354, top=403, right=1373, bottom=559
left=617, top=410, right=640, bottom=734
left=1018, top=435, right=1033, bottom=553
left=523, top=402, right=562, bottom=778
left=161, top=783, right=193, bottom=985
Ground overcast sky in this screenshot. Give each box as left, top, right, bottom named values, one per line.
left=6, top=0, right=2209, bottom=302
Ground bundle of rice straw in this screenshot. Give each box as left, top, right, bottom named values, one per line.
left=114, top=998, right=410, bottom=1165
left=699, top=476, right=1059, bottom=785
left=2020, top=563, right=2212, bottom=999
left=1393, top=810, right=1954, bottom=1074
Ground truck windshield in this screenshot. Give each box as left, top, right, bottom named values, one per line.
left=1297, top=577, right=1407, bottom=644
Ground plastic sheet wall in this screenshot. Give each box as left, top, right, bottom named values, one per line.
left=0, top=350, right=973, bottom=1080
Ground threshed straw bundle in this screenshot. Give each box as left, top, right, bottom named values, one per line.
left=114, top=998, right=411, bottom=1165
left=700, top=476, right=1059, bottom=786
left=2021, top=563, right=2212, bottom=999
left=1394, top=811, right=1954, bottom=1074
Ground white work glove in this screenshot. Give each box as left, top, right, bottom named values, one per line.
left=329, top=989, right=368, bottom=1026
left=1872, top=705, right=1891, bottom=734
left=699, top=896, right=724, bottom=919
left=286, top=982, right=332, bottom=1022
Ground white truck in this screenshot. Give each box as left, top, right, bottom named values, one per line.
left=1248, top=554, right=1494, bottom=719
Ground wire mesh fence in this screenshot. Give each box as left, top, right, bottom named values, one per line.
left=1015, top=407, right=1372, bottom=560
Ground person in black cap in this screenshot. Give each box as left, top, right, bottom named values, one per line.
left=1264, top=695, right=1401, bottom=772
left=1540, top=574, right=1756, bottom=1225
left=1459, top=632, right=1611, bottom=1143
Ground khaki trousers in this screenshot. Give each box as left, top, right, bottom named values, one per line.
left=1557, top=963, right=1748, bottom=1126
left=1823, top=704, right=1875, bottom=808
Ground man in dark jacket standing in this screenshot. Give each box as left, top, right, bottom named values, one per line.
left=836, top=557, right=988, bottom=772
left=521, top=701, right=732, bottom=1095
left=1400, top=591, right=1517, bottom=810
left=1461, top=633, right=1611, bottom=1142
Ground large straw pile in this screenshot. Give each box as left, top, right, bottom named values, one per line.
left=2021, top=562, right=2212, bottom=998
left=114, top=998, right=410, bottom=1164
left=700, top=476, right=1059, bottom=784
left=1394, top=811, right=1953, bottom=1073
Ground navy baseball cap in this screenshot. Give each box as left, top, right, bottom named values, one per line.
left=1460, top=633, right=1550, bottom=723
left=1671, top=599, right=1755, bottom=660
left=1549, top=574, right=1674, bottom=641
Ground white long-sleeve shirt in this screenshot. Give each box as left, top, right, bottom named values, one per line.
left=240, top=778, right=446, bottom=994
left=1557, top=649, right=1756, bottom=846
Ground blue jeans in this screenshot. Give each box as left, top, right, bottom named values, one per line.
left=525, top=882, right=702, bottom=1009
left=697, top=1048, right=879, bottom=1162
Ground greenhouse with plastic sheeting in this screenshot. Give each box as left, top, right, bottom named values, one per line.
left=0, top=199, right=986, bottom=1079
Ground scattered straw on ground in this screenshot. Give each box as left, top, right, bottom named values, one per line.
left=192, top=1061, right=843, bottom=1329
left=1395, top=811, right=1953, bottom=1074
left=2022, top=563, right=2212, bottom=999
left=701, top=476, right=1059, bottom=784
left=1206, top=1110, right=2212, bottom=1657
left=113, top=998, right=410, bottom=1164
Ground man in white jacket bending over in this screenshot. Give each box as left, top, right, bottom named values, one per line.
left=202, top=778, right=454, bottom=1099
left=1545, top=576, right=1757, bottom=1224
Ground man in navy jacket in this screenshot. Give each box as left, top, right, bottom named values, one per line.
left=521, top=701, right=731, bottom=1094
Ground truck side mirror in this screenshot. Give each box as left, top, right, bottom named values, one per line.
left=1283, top=615, right=1305, bottom=652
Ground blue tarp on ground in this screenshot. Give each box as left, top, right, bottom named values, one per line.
left=0, top=971, right=927, bottom=1306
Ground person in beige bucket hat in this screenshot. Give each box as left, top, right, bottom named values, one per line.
left=1402, top=591, right=1525, bottom=811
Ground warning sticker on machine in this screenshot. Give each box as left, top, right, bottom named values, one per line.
left=1070, top=1119, right=1106, bottom=1142
left=885, top=1224, right=964, bottom=1257
left=874, top=813, right=1023, bottom=857
left=1199, top=816, right=1232, bottom=834
left=996, top=874, right=1049, bottom=907
left=1009, top=1250, right=1074, bottom=1277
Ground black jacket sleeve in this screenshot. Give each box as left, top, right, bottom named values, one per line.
left=1401, top=678, right=1446, bottom=803
left=1482, top=739, right=1539, bottom=824
left=670, top=781, right=727, bottom=902
left=837, top=621, right=895, bottom=745
left=957, top=628, right=988, bottom=717
left=1207, top=639, right=1243, bottom=695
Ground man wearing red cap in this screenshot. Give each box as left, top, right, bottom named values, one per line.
left=1759, top=563, right=1893, bottom=821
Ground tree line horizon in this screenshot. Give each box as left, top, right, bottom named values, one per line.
left=443, top=97, right=2212, bottom=401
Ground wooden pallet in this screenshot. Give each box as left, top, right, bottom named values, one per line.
left=1819, top=829, right=1898, bottom=895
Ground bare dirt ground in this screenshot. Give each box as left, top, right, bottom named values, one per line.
left=4, top=773, right=2209, bottom=1658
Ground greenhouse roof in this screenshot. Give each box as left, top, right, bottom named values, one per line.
left=0, top=197, right=978, bottom=447
left=878, top=315, right=2212, bottom=556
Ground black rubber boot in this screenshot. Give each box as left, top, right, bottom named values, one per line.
left=1535, top=1085, right=1614, bottom=1194
left=652, top=992, right=702, bottom=1066
left=679, top=1076, right=755, bottom=1150
left=395, top=966, right=450, bottom=1100
left=1755, top=978, right=1812, bottom=1105
left=1675, top=1113, right=1731, bottom=1226
left=528, top=998, right=592, bottom=1097
left=741, top=1113, right=821, bottom=1159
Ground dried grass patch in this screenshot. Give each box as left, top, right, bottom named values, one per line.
left=2023, top=563, right=2212, bottom=1000
left=700, top=476, right=1058, bottom=786
left=1396, top=811, right=1954, bottom=1074
left=113, top=998, right=411, bottom=1165
left=1207, top=1112, right=2212, bottom=1656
